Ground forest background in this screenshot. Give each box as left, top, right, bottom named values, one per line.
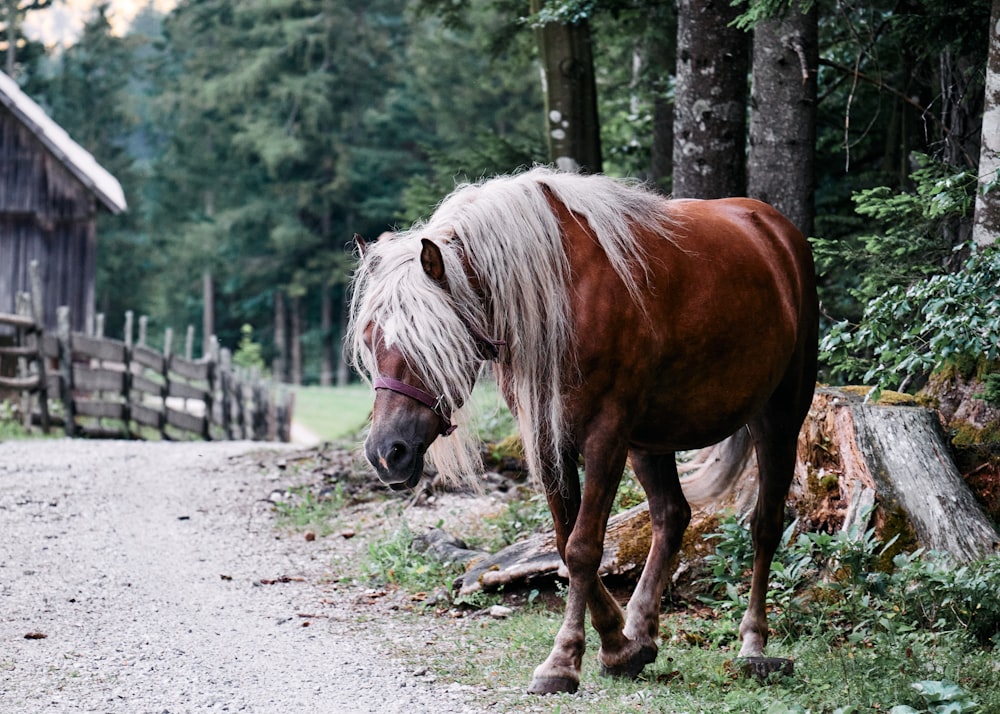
left=1, top=0, right=998, bottom=396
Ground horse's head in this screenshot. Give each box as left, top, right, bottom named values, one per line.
left=349, top=233, right=501, bottom=490
left=360, top=322, right=456, bottom=490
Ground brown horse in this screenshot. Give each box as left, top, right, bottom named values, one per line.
left=347, top=168, right=818, bottom=694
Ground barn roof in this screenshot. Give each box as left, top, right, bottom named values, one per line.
left=0, top=71, right=127, bottom=214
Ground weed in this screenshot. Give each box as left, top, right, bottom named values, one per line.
left=273, top=484, right=345, bottom=536
left=362, top=522, right=466, bottom=597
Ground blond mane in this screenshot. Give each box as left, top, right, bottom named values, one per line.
left=347, top=167, right=675, bottom=487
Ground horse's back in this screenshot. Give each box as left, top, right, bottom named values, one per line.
left=569, top=195, right=818, bottom=451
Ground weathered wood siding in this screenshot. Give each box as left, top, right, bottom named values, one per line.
left=1, top=106, right=97, bottom=333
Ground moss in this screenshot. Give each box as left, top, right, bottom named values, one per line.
left=839, top=385, right=917, bottom=405
left=951, top=421, right=1000, bottom=451
left=490, top=434, right=524, bottom=460
left=614, top=510, right=653, bottom=570
left=876, top=504, right=919, bottom=570
left=679, top=511, right=723, bottom=562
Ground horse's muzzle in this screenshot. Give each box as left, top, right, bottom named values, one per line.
left=365, top=437, right=425, bottom=490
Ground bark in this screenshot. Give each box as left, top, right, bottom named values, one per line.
left=973, top=0, right=1000, bottom=247
left=201, top=268, right=214, bottom=358
left=320, top=284, right=333, bottom=388
left=672, top=0, right=749, bottom=199
left=336, top=294, right=350, bottom=387
left=290, top=294, right=302, bottom=386
left=747, top=6, right=818, bottom=236
left=272, top=290, right=286, bottom=383
left=648, top=7, right=676, bottom=191
left=457, top=389, right=999, bottom=595
left=531, top=0, right=602, bottom=174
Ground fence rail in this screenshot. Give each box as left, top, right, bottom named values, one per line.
left=0, top=261, right=291, bottom=442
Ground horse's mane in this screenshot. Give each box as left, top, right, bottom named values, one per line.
left=348, top=167, right=675, bottom=487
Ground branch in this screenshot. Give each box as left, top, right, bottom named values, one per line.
left=818, top=57, right=945, bottom=135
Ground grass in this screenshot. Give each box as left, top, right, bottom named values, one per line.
left=290, top=377, right=515, bottom=444
left=290, top=384, right=373, bottom=441
left=272, top=483, right=347, bottom=537
left=359, top=511, right=1000, bottom=714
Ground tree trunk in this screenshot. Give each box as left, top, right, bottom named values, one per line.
left=973, top=0, right=1000, bottom=247
left=672, top=0, right=750, bottom=199
left=272, top=290, right=286, bottom=383
left=457, top=389, right=999, bottom=595
left=648, top=5, right=676, bottom=192
left=320, top=283, right=333, bottom=388
left=336, top=294, right=350, bottom=387
left=201, top=268, right=214, bottom=358
left=290, top=294, right=302, bottom=386
left=531, top=0, right=602, bottom=173
left=747, top=5, right=818, bottom=235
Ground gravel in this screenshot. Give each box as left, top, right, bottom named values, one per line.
left=0, top=439, right=483, bottom=714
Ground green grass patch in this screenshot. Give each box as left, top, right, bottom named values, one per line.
left=273, top=484, right=346, bottom=536
left=363, top=509, right=1000, bottom=713
left=290, top=384, right=373, bottom=441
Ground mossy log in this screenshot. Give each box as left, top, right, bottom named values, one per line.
left=456, top=388, right=999, bottom=595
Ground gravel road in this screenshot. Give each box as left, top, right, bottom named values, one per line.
left=0, top=439, right=480, bottom=714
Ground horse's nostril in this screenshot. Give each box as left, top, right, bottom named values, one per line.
left=386, top=441, right=410, bottom=468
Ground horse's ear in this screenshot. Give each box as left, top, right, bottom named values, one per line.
left=353, top=233, right=368, bottom=257
left=420, top=238, right=447, bottom=287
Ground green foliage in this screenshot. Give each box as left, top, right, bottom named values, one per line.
left=473, top=492, right=551, bottom=552
left=0, top=400, right=31, bottom=440
left=698, top=515, right=1000, bottom=650
left=363, top=522, right=466, bottom=596
left=820, top=245, right=1000, bottom=393
left=889, top=680, right=981, bottom=714
left=232, top=324, right=267, bottom=372
left=273, top=484, right=346, bottom=536
left=814, top=155, right=999, bottom=393
left=813, top=155, right=978, bottom=299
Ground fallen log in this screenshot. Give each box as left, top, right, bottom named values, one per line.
left=456, top=388, right=999, bottom=595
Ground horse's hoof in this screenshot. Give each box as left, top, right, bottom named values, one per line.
left=527, top=676, right=579, bottom=695
left=738, top=656, right=794, bottom=682
left=599, top=643, right=657, bottom=679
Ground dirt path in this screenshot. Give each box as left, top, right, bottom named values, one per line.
left=0, top=439, right=479, bottom=713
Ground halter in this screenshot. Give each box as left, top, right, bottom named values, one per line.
left=373, top=376, right=457, bottom=436
left=373, top=320, right=505, bottom=438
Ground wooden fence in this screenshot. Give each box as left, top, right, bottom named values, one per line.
left=0, top=262, right=291, bottom=442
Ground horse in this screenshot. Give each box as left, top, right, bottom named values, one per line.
left=347, top=167, right=818, bottom=695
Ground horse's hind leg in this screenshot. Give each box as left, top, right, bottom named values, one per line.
left=599, top=450, right=689, bottom=679
left=740, top=363, right=815, bottom=657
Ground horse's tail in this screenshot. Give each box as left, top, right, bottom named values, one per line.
left=678, top=427, right=756, bottom=510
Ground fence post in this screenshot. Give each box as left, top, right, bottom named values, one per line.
left=124, top=310, right=133, bottom=348
left=57, top=306, right=75, bottom=437
left=95, top=313, right=104, bottom=339
left=28, top=262, right=50, bottom=432
left=219, top=348, right=233, bottom=440
left=203, top=336, right=217, bottom=441
left=160, top=327, right=173, bottom=440
left=185, top=325, right=194, bottom=362
left=235, top=366, right=247, bottom=440
left=138, top=315, right=148, bottom=347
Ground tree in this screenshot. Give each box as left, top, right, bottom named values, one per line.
left=973, top=0, right=1000, bottom=247
left=530, top=0, right=601, bottom=173
left=44, top=3, right=148, bottom=338
left=672, top=0, right=750, bottom=198
left=747, top=2, right=818, bottom=235
left=0, top=0, right=52, bottom=78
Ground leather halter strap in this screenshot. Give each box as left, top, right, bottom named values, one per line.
left=373, top=376, right=457, bottom=436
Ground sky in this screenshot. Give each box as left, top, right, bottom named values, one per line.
left=23, top=0, right=177, bottom=46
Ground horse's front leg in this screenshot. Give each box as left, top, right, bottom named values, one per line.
left=528, top=444, right=628, bottom=695
left=600, top=450, right=690, bottom=678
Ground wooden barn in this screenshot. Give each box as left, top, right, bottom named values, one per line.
left=0, top=70, right=126, bottom=335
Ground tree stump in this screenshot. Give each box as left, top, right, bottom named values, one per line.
left=456, top=388, right=999, bottom=595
